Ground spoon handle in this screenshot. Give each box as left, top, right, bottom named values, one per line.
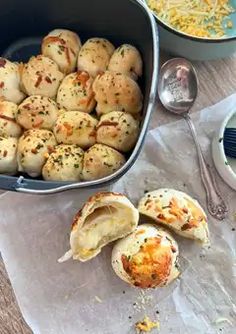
left=184, top=114, right=228, bottom=220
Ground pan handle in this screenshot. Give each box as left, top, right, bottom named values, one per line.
left=13, top=176, right=88, bottom=194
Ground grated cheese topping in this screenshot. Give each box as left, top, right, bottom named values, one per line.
left=147, top=0, right=235, bottom=38
left=135, top=316, right=160, bottom=333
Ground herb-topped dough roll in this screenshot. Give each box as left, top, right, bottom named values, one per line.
left=0, top=137, right=18, bottom=175
left=138, top=189, right=210, bottom=245
left=21, top=55, right=64, bottom=98
left=0, top=100, right=22, bottom=137
left=96, top=111, right=139, bottom=152
left=42, top=29, right=81, bottom=74
left=17, top=129, right=57, bottom=177
left=0, top=58, right=25, bottom=104
left=77, top=38, right=115, bottom=77
left=56, top=71, right=95, bottom=113
left=42, top=144, right=84, bottom=181
left=108, top=44, right=143, bottom=81
left=92, top=71, right=143, bottom=116
left=53, top=111, right=97, bottom=148
left=82, top=143, right=125, bottom=181
left=17, top=95, right=59, bottom=130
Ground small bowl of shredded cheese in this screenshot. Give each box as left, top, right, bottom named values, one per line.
left=145, top=0, right=236, bottom=60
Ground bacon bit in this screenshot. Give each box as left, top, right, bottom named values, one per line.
left=31, top=148, right=38, bottom=154
left=43, top=36, right=66, bottom=45
left=65, top=47, right=71, bottom=65
left=35, top=75, right=43, bottom=88
left=0, top=59, right=6, bottom=68
left=157, top=213, right=165, bottom=220
left=0, top=82, right=4, bottom=88
left=55, top=125, right=62, bottom=133
left=74, top=71, right=90, bottom=87
left=33, top=118, right=43, bottom=128
left=181, top=219, right=198, bottom=231
left=47, top=145, right=55, bottom=154
left=3, top=150, right=7, bottom=157
left=182, top=207, right=189, bottom=214
left=78, top=98, right=88, bottom=105
left=97, top=121, right=119, bottom=129
left=89, top=130, right=96, bottom=137
left=63, top=122, right=73, bottom=136
left=171, top=245, right=177, bottom=253
left=86, top=92, right=95, bottom=107
left=23, top=103, right=31, bottom=110
left=45, top=76, right=52, bottom=84
left=0, top=114, right=16, bottom=124
left=70, top=47, right=76, bottom=56
left=121, top=254, right=130, bottom=273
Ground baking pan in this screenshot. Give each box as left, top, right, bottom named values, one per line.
left=0, top=0, right=159, bottom=194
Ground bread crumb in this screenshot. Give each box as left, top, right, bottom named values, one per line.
left=133, top=290, right=153, bottom=312
left=94, top=295, right=103, bottom=303
left=135, top=316, right=160, bottom=333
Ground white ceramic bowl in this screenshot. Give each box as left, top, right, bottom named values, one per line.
left=212, top=110, right=236, bottom=190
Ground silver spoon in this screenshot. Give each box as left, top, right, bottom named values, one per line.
left=158, top=58, right=228, bottom=220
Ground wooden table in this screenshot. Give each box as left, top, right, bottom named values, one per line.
left=1, top=54, right=236, bottom=334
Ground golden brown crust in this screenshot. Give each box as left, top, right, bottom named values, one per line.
left=92, top=71, right=143, bottom=116
left=121, top=237, right=172, bottom=288
left=21, top=55, right=64, bottom=98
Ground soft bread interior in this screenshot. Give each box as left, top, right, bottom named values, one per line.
left=72, top=204, right=136, bottom=259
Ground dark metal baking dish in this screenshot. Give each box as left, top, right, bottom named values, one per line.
left=0, top=0, right=159, bottom=194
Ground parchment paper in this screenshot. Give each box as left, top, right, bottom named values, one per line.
left=0, top=95, right=236, bottom=334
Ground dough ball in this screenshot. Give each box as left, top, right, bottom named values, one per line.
left=60, top=192, right=139, bottom=262
left=96, top=111, right=139, bottom=152
left=42, top=29, right=81, bottom=74
left=82, top=143, right=125, bottom=181
left=0, top=137, right=18, bottom=175
left=138, top=189, right=210, bottom=245
left=0, top=100, right=22, bottom=137
left=42, top=144, right=84, bottom=181
left=112, top=224, right=180, bottom=288
left=57, top=71, right=95, bottom=113
left=17, top=95, right=59, bottom=130
left=0, top=57, right=25, bottom=104
left=17, top=129, right=57, bottom=177
left=108, top=44, right=142, bottom=80
left=21, top=55, right=64, bottom=98
left=53, top=111, right=97, bottom=148
left=77, top=38, right=115, bottom=77
left=93, top=71, right=143, bottom=116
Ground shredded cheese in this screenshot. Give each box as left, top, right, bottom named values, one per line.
left=135, top=316, right=160, bottom=333
left=147, top=0, right=235, bottom=38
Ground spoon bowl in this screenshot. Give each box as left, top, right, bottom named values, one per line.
left=158, top=58, right=198, bottom=115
